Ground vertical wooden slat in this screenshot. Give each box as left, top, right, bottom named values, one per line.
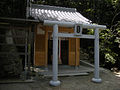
left=34, top=24, right=46, bottom=66
left=75, top=38, right=80, bottom=66
left=24, top=30, right=28, bottom=80
left=33, top=25, right=37, bottom=66
left=28, top=26, right=31, bottom=73
left=75, top=38, right=77, bottom=66
left=68, top=38, right=75, bottom=65
left=69, top=38, right=80, bottom=66
left=45, top=30, right=48, bottom=67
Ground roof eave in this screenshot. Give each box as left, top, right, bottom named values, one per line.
left=0, top=17, right=40, bottom=24
left=44, top=20, right=106, bottom=29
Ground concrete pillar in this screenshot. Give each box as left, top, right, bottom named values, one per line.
left=92, top=28, right=102, bottom=83
left=49, top=24, right=61, bottom=86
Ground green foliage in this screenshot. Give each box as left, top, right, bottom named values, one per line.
left=87, top=29, right=94, bottom=35
left=100, top=25, right=120, bottom=66
left=0, top=45, right=23, bottom=78
left=0, top=0, right=26, bottom=18
left=114, top=22, right=120, bottom=48
left=105, top=53, right=116, bottom=64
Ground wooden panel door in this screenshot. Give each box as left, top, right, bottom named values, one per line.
left=34, top=29, right=46, bottom=66
left=69, top=38, right=80, bottom=66
left=75, top=38, right=80, bottom=66
left=69, top=38, right=76, bottom=65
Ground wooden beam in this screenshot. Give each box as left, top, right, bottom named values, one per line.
left=28, top=26, right=32, bottom=73
left=25, top=31, right=28, bottom=80
left=0, top=52, right=28, bottom=55
left=0, top=43, right=26, bottom=46
left=0, top=17, right=40, bottom=23
left=0, top=34, right=26, bottom=38
left=44, top=26, right=74, bottom=33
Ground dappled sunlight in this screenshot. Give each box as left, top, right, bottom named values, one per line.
left=114, top=72, right=120, bottom=78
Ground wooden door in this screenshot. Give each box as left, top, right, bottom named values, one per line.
left=75, top=38, right=80, bottom=66
left=34, top=33, right=45, bottom=66
left=69, top=38, right=75, bottom=65
left=69, top=38, right=80, bottom=66
left=34, top=25, right=47, bottom=66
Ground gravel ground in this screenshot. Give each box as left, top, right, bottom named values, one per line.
left=0, top=69, right=120, bottom=90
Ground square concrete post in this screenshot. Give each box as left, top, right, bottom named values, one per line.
left=92, top=28, right=102, bottom=83
left=49, top=24, right=61, bottom=86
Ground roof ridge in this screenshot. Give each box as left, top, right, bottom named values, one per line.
left=31, top=4, right=76, bottom=12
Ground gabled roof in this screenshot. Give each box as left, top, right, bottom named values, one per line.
left=30, top=4, right=91, bottom=24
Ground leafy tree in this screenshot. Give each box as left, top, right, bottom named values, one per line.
left=0, top=0, right=26, bottom=18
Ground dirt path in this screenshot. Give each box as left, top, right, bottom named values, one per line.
left=0, top=69, right=120, bottom=90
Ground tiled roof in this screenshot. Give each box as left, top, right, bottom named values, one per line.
left=30, top=4, right=91, bottom=24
